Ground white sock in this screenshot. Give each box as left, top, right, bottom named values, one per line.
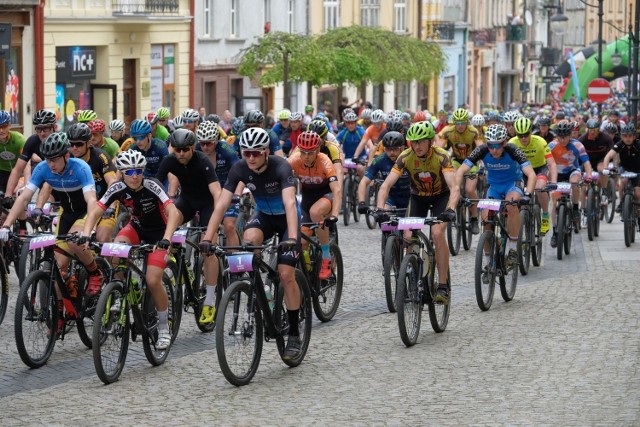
left=484, top=255, right=490, bottom=266
left=507, top=239, right=516, bottom=252
left=157, top=309, right=168, bottom=330
left=204, top=285, right=217, bottom=307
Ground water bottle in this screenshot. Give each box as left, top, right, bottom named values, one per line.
left=264, top=284, right=275, bottom=311
left=302, top=250, right=312, bottom=272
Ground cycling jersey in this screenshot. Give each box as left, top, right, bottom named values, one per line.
left=94, top=137, right=119, bottom=159
left=320, top=140, right=343, bottom=164
left=362, top=123, right=386, bottom=145
left=271, top=122, right=287, bottom=139
left=578, top=132, right=614, bottom=164
left=81, top=146, right=116, bottom=198
left=281, top=128, right=302, bottom=153
left=130, top=138, right=169, bottom=179
left=0, top=131, right=26, bottom=173
left=195, top=140, right=239, bottom=187
left=392, top=147, right=454, bottom=197
left=438, top=125, right=480, bottom=162
left=533, top=129, right=556, bottom=144
left=611, top=140, right=640, bottom=172
left=156, top=151, right=218, bottom=199
left=365, top=153, right=410, bottom=208
left=154, top=124, right=170, bottom=142
left=548, top=139, right=590, bottom=175
left=336, top=126, right=365, bottom=159
left=224, top=155, right=296, bottom=215
left=508, top=134, right=552, bottom=169
left=27, top=157, right=95, bottom=213
left=19, top=134, right=43, bottom=162
left=288, top=151, right=337, bottom=200
left=464, top=144, right=530, bottom=187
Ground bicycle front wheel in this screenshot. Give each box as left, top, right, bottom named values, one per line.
left=365, top=186, right=377, bottom=229
left=623, top=194, right=634, bottom=247
left=556, top=205, right=566, bottom=260
left=586, top=187, right=596, bottom=241
left=141, top=272, right=177, bottom=366
left=342, top=177, right=351, bottom=226
left=14, top=270, right=58, bottom=368
left=604, top=179, right=616, bottom=223
left=461, top=203, right=473, bottom=251
left=383, top=235, right=402, bottom=313
left=312, top=244, right=343, bottom=322
left=427, top=255, right=450, bottom=333
left=531, top=204, right=543, bottom=267
left=396, top=254, right=421, bottom=347
left=0, top=261, right=7, bottom=326
left=446, top=209, right=461, bottom=256
left=518, top=210, right=531, bottom=276
left=216, top=280, right=263, bottom=386
left=92, top=281, right=130, bottom=384
left=474, top=231, right=496, bottom=311
left=276, top=269, right=312, bottom=367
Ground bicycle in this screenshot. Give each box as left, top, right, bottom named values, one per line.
left=447, top=172, right=478, bottom=256
left=371, top=207, right=406, bottom=313
left=393, top=216, right=450, bottom=346
left=605, top=170, right=639, bottom=247
left=14, top=233, right=110, bottom=368
left=300, top=221, right=343, bottom=322
left=472, top=198, right=522, bottom=311
left=342, top=160, right=361, bottom=226
left=582, top=172, right=602, bottom=242
left=602, top=162, right=618, bottom=224
left=18, top=202, right=60, bottom=283
left=517, top=184, right=555, bottom=275
left=553, top=182, right=578, bottom=260
left=364, top=178, right=382, bottom=230
left=92, top=242, right=181, bottom=384
left=0, top=235, right=18, bottom=326
left=213, top=243, right=312, bottom=386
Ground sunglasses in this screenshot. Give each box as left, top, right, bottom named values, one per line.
left=133, top=135, right=147, bottom=141
left=299, top=149, right=316, bottom=155
left=35, top=125, right=53, bottom=133
left=516, top=132, right=531, bottom=137
left=242, top=150, right=265, bottom=158
left=183, top=119, right=196, bottom=124
left=199, top=141, right=215, bottom=147
left=454, top=121, right=467, bottom=125
left=0, top=124, right=10, bottom=130
left=69, top=141, right=86, bottom=148
left=487, top=143, right=503, bottom=150
left=174, top=146, right=192, bottom=153
left=345, top=121, right=357, bottom=125
left=123, top=168, right=144, bottom=177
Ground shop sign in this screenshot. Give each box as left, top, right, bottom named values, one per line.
left=56, top=46, right=97, bottom=81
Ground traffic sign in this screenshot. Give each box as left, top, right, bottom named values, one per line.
left=587, top=78, right=612, bottom=103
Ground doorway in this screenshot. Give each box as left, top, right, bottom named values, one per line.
left=123, top=59, right=137, bottom=127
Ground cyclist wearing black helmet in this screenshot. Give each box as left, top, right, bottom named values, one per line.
left=603, top=124, right=640, bottom=216
left=238, top=109, right=284, bottom=158
left=579, top=118, right=614, bottom=201
left=533, top=116, right=556, bottom=143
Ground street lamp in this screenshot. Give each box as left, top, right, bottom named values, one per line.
left=550, top=8, right=569, bottom=36
left=611, top=38, right=622, bottom=67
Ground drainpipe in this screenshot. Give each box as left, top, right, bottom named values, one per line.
left=189, top=0, right=195, bottom=109
left=35, top=0, right=45, bottom=109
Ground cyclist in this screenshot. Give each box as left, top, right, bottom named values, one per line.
left=280, top=112, right=304, bottom=155
left=375, top=121, right=460, bottom=304
left=0, top=110, right=26, bottom=193
left=300, top=119, right=345, bottom=185
left=272, top=109, right=291, bottom=140
left=88, top=119, right=119, bottom=159
left=109, top=119, right=129, bottom=146
left=358, top=108, right=372, bottom=129
left=199, top=127, right=304, bottom=360
left=336, top=111, right=366, bottom=174
left=579, top=118, right=614, bottom=205
left=437, top=108, right=482, bottom=234
left=127, top=119, right=169, bottom=180
left=76, top=109, right=98, bottom=123
left=303, top=105, right=314, bottom=126
left=502, top=110, right=521, bottom=139
left=602, top=124, right=640, bottom=223
left=81, top=150, right=181, bottom=350
left=146, top=111, right=170, bottom=143
left=457, top=124, right=537, bottom=268
left=510, top=117, right=558, bottom=234
left=156, top=106, right=172, bottom=133
left=548, top=120, right=594, bottom=248
left=288, top=131, right=341, bottom=279
left=237, top=109, right=284, bottom=158
left=533, top=116, right=556, bottom=143
left=434, top=109, right=449, bottom=133
left=600, top=110, right=625, bottom=134
left=351, top=109, right=387, bottom=162
left=471, top=114, right=487, bottom=141
left=181, top=108, right=201, bottom=133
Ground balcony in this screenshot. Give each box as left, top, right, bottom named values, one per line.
left=506, top=24, right=526, bottom=42
left=424, top=21, right=456, bottom=42
left=112, top=0, right=179, bottom=16
left=471, top=28, right=496, bottom=47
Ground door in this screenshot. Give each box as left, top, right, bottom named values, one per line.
left=123, top=59, right=137, bottom=128
left=91, top=84, right=117, bottom=123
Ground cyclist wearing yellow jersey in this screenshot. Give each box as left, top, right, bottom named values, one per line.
left=509, top=117, right=558, bottom=234
left=437, top=108, right=482, bottom=234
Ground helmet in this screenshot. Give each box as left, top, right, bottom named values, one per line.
left=413, top=111, right=427, bottom=122
left=537, top=116, right=551, bottom=126
left=586, top=118, right=600, bottom=129
left=0, top=111, right=10, bottom=126
left=245, top=109, right=265, bottom=126
left=232, top=117, right=245, bottom=135
left=360, top=108, right=372, bottom=120
left=156, top=107, right=171, bottom=120
left=604, top=122, right=618, bottom=134
left=168, top=128, right=197, bottom=148
left=41, top=132, right=70, bottom=159
left=67, top=123, right=91, bottom=142
left=385, top=119, right=404, bottom=133
left=554, top=120, right=573, bottom=137
left=289, top=112, right=303, bottom=122
left=115, top=150, right=147, bottom=171
left=87, top=119, right=106, bottom=134
left=206, top=114, right=220, bottom=123
left=33, top=109, right=56, bottom=125
left=77, top=110, right=98, bottom=123
left=620, top=124, right=636, bottom=135
left=314, top=112, right=327, bottom=121
left=307, top=119, right=329, bottom=137
left=570, top=121, right=580, bottom=131
left=304, top=105, right=314, bottom=112
left=514, top=117, right=532, bottom=135
left=181, top=108, right=200, bottom=121
left=129, top=119, right=152, bottom=137
left=487, top=111, right=501, bottom=122
left=172, top=115, right=184, bottom=130
left=370, top=109, right=386, bottom=124
left=555, top=111, right=566, bottom=120
left=387, top=110, right=402, bottom=121
left=452, top=108, right=469, bottom=122
left=343, top=112, right=358, bottom=122
left=109, top=119, right=126, bottom=132
left=406, top=121, right=436, bottom=141
left=484, top=124, right=509, bottom=143
left=471, top=114, right=485, bottom=127
left=342, top=108, right=355, bottom=118
left=196, top=121, right=220, bottom=142
left=296, top=131, right=321, bottom=151
left=503, top=110, right=521, bottom=123
left=401, top=112, right=411, bottom=122
left=277, top=109, right=291, bottom=120
left=382, top=131, right=405, bottom=148
left=239, top=127, right=270, bottom=151
left=145, top=112, right=159, bottom=125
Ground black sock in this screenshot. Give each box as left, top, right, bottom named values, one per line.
left=287, top=309, right=299, bottom=336
left=573, top=203, right=579, bottom=211
left=17, top=219, right=27, bottom=231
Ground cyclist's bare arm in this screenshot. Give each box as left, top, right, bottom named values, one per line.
left=376, top=172, right=401, bottom=209
left=357, top=176, right=372, bottom=203
left=36, top=183, right=53, bottom=208
left=5, top=158, right=28, bottom=197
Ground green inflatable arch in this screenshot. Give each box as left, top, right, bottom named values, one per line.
left=561, top=36, right=633, bottom=101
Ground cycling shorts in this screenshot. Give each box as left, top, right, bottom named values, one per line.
left=116, top=223, right=167, bottom=269
left=407, top=192, right=449, bottom=218
left=245, top=211, right=300, bottom=268
left=533, top=165, right=549, bottom=181
left=300, top=192, right=333, bottom=224
left=175, top=196, right=214, bottom=227
left=224, top=203, right=240, bottom=219
left=386, top=195, right=409, bottom=210
left=557, top=169, right=582, bottom=182
left=486, top=181, right=524, bottom=200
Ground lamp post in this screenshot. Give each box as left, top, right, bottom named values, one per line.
left=547, top=2, right=568, bottom=100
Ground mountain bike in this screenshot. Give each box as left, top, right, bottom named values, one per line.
left=472, top=198, right=522, bottom=311
left=213, top=243, right=312, bottom=386
left=0, top=235, right=17, bottom=326
left=602, top=162, right=618, bottom=223
left=605, top=170, right=640, bottom=247
left=394, top=216, right=450, bottom=347
left=92, top=242, right=181, bottom=384
left=517, top=184, right=555, bottom=275
left=14, top=233, right=110, bottom=368
left=553, top=182, right=578, bottom=260
left=448, top=172, right=477, bottom=256
left=342, top=160, right=360, bottom=226
left=300, top=221, right=343, bottom=322
left=18, top=202, right=60, bottom=283
left=582, top=172, right=602, bottom=242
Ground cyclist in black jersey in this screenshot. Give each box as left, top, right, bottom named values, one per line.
left=82, top=150, right=182, bottom=350
left=579, top=118, right=614, bottom=203
left=200, top=127, right=303, bottom=360
left=156, top=129, right=223, bottom=325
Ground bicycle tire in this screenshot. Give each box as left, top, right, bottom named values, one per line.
left=605, top=179, right=616, bottom=223
left=92, top=281, right=130, bottom=384
left=427, top=255, right=450, bottom=333
left=594, top=191, right=601, bottom=237
left=276, top=269, right=312, bottom=367
left=564, top=208, right=573, bottom=255
left=0, top=260, right=8, bottom=326
left=141, top=272, right=176, bottom=366
left=396, top=254, right=421, bottom=346
left=312, top=243, right=343, bottom=322
left=531, top=204, right=543, bottom=267
left=624, top=194, right=634, bottom=247
left=365, top=186, right=377, bottom=229
left=383, top=235, right=402, bottom=313
left=586, top=187, right=596, bottom=241
left=518, top=210, right=531, bottom=276
left=14, top=270, right=58, bottom=368
left=342, top=177, right=351, bottom=226
left=501, top=233, right=519, bottom=302
left=18, top=240, right=41, bottom=284
left=352, top=178, right=360, bottom=223
left=474, top=231, right=496, bottom=311
left=164, top=261, right=183, bottom=341
left=446, top=207, right=461, bottom=256
left=216, top=280, right=263, bottom=386
left=556, top=205, right=566, bottom=260
left=76, top=257, right=111, bottom=349
left=461, top=203, right=473, bottom=251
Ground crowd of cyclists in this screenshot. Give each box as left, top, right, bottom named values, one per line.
left=0, top=95, right=638, bottom=383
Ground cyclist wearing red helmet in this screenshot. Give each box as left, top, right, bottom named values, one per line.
left=88, top=119, right=119, bottom=159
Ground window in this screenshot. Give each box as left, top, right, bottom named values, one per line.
left=394, top=0, right=406, bottom=33
left=203, top=0, right=212, bottom=37
left=288, top=0, right=295, bottom=33
left=361, top=0, right=380, bottom=27
left=394, top=82, right=409, bottom=111
left=324, top=0, right=340, bottom=31
left=230, top=0, right=239, bottom=37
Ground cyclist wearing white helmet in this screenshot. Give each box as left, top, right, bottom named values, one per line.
left=352, top=109, right=387, bottom=162
left=109, top=119, right=129, bottom=146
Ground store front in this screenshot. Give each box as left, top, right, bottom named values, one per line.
left=55, top=46, right=98, bottom=130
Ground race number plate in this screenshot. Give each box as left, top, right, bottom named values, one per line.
left=477, top=199, right=502, bottom=211
left=556, top=182, right=572, bottom=194
left=228, top=253, right=254, bottom=273
left=397, top=217, right=425, bottom=230
left=343, top=160, right=357, bottom=170
left=621, top=172, right=638, bottom=179
left=28, top=234, right=56, bottom=250
left=27, top=202, right=52, bottom=216
left=101, top=242, right=132, bottom=257
left=380, top=223, right=398, bottom=232
left=171, top=228, right=188, bottom=244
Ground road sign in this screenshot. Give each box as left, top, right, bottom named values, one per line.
left=587, top=78, right=612, bottom=103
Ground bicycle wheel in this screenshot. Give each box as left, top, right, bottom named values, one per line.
left=342, top=177, right=351, bottom=226
left=275, top=269, right=312, bottom=367
left=556, top=205, right=566, bottom=260
left=474, top=231, right=496, bottom=311
left=0, top=261, right=7, bottom=326
left=352, top=178, right=360, bottom=223
left=365, top=186, right=377, bottom=229
left=461, top=203, right=473, bottom=251
left=76, top=257, right=111, bottom=349
left=427, top=255, right=450, bottom=333
left=594, top=191, right=601, bottom=237
left=383, top=235, right=402, bottom=313
left=312, top=243, right=343, bottom=322
left=92, top=281, right=130, bottom=384
left=564, top=209, right=573, bottom=255
left=141, top=272, right=177, bottom=366
left=446, top=207, right=461, bottom=256
left=18, top=240, right=42, bottom=284
left=396, top=254, right=421, bottom=347
left=500, top=235, right=519, bottom=302
left=604, top=179, right=616, bottom=223
left=518, top=210, right=531, bottom=276
left=586, top=187, right=596, bottom=241
left=216, top=280, right=263, bottom=386
left=14, top=270, right=58, bottom=368
left=624, top=194, right=634, bottom=247
left=531, top=204, right=543, bottom=267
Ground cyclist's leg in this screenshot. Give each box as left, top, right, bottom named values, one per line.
left=146, top=248, right=171, bottom=348
left=222, top=203, right=240, bottom=247
left=535, top=166, right=550, bottom=232
left=94, top=205, right=117, bottom=243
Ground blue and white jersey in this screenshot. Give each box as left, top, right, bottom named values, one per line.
left=464, top=143, right=531, bottom=187
left=336, top=126, right=365, bottom=159
left=130, top=137, right=169, bottom=179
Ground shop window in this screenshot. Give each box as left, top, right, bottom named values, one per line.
left=1, top=47, right=22, bottom=126
left=150, top=44, right=175, bottom=113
